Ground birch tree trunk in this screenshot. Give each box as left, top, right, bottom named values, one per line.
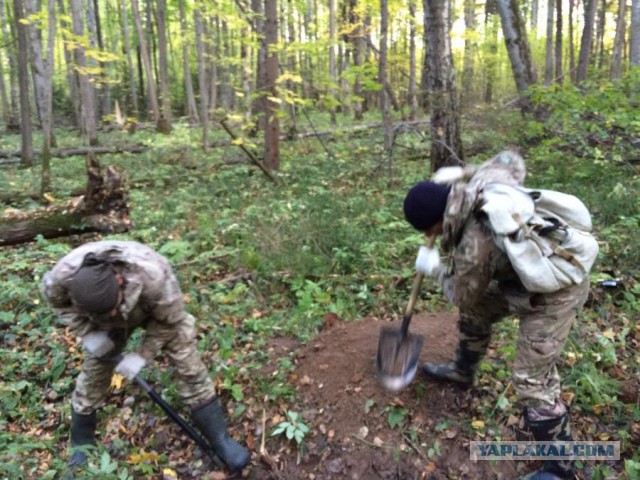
left=70, top=0, right=98, bottom=145
left=14, top=0, right=34, bottom=166
left=263, top=0, right=280, bottom=170
left=423, top=0, right=464, bottom=171
left=131, top=0, right=160, bottom=126
left=610, top=0, right=626, bottom=79
left=179, top=0, right=198, bottom=124
left=576, top=0, right=598, bottom=83
left=496, top=0, right=538, bottom=114
left=484, top=0, right=499, bottom=103
left=632, top=0, right=640, bottom=66
left=569, top=0, right=576, bottom=80
left=155, top=0, right=172, bottom=133
left=38, top=0, right=56, bottom=195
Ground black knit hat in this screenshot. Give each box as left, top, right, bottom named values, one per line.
left=403, top=180, right=451, bottom=231
left=70, top=254, right=119, bottom=314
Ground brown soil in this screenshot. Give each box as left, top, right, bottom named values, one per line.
left=247, top=314, right=524, bottom=480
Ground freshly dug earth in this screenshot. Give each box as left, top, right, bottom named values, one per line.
left=248, top=314, right=524, bottom=480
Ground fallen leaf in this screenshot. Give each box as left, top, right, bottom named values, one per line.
left=128, top=451, right=161, bottom=464
left=373, top=437, right=384, bottom=447
left=471, top=420, right=485, bottom=430
left=111, top=374, right=124, bottom=389
left=357, top=426, right=369, bottom=438
left=162, top=468, right=178, bottom=480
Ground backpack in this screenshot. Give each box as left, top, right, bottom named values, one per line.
left=479, top=183, right=600, bottom=293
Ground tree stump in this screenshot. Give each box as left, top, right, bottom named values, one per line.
left=0, top=155, right=131, bottom=247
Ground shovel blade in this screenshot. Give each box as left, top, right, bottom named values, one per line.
left=376, top=326, right=423, bottom=392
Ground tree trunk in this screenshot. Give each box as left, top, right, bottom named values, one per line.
left=131, top=0, right=160, bottom=125
left=461, top=0, right=477, bottom=106
left=0, top=0, right=20, bottom=130
left=569, top=0, right=576, bottom=81
left=610, top=0, right=627, bottom=79
left=379, top=0, right=393, bottom=152
left=69, top=0, right=99, bottom=145
left=329, top=0, right=337, bottom=124
left=350, top=0, right=365, bottom=120
left=155, top=0, right=172, bottom=133
left=179, top=0, right=198, bottom=125
left=632, top=0, right=640, bottom=67
left=555, top=0, right=563, bottom=83
left=57, top=0, right=82, bottom=128
left=484, top=0, right=499, bottom=103
left=530, top=0, right=539, bottom=32
left=251, top=0, right=267, bottom=131
left=407, top=1, right=418, bottom=120
left=423, top=0, right=464, bottom=172
left=0, top=158, right=130, bottom=247
left=263, top=0, right=280, bottom=170
left=576, top=0, right=598, bottom=83
left=544, top=0, right=554, bottom=84
left=194, top=6, right=209, bottom=151
left=121, top=0, right=139, bottom=118
left=595, top=0, right=607, bottom=69
left=496, top=0, right=538, bottom=114
left=41, top=0, right=56, bottom=196
left=13, top=0, right=34, bottom=167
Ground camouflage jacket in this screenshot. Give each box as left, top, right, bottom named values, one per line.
left=437, top=151, right=527, bottom=310
left=42, top=241, right=190, bottom=359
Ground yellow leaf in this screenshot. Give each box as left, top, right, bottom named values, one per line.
left=111, top=374, right=124, bottom=389
left=162, top=468, right=178, bottom=479
left=599, top=433, right=610, bottom=441
left=43, top=193, right=56, bottom=202
left=128, top=451, right=160, bottom=465
left=471, top=420, right=485, bottom=430
left=602, top=328, right=614, bottom=340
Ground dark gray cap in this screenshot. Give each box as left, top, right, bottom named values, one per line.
left=70, top=256, right=119, bottom=314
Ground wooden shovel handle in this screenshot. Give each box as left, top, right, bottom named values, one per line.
left=400, top=235, right=436, bottom=335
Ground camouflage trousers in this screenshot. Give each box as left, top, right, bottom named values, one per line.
left=456, top=279, right=589, bottom=409
left=72, top=313, right=216, bottom=415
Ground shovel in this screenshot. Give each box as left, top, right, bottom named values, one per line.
left=376, top=236, right=434, bottom=392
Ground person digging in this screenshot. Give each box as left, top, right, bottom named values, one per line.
left=42, top=240, right=251, bottom=473
left=402, top=150, right=597, bottom=480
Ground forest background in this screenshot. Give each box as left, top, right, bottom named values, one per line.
left=0, top=0, right=639, bottom=479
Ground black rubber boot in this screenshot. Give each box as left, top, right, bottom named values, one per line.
left=69, top=409, right=97, bottom=467
left=518, top=410, right=574, bottom=479
left=422, top=346, right=481, bottom=387
left=192, top=397, right=251, bottom=473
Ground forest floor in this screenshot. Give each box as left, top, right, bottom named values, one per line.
left=246, top=312, right=523, bottom=480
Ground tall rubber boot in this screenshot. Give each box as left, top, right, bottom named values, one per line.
left=191, top=397, right=251, bottom=473
left=422, top=345, right=481, bottom=387
left=518, top=410, right=574, bottom=480
left=69, top=409, right=97, bottom=466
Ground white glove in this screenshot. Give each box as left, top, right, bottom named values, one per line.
left=415, top=245, right=441, bottom=276
left=431, top=166, right=466, bottom=184
left=82, top=331, right=115, bottom=358
left=115, top=353, right=146, bottom=380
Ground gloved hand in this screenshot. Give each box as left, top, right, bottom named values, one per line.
left=115, top=353, right=146, bottom=380
left=82, top=331, right=115, bottom=358
left=415, top=245, right=441, bottom=276
left=432, top=166, right=465, bottom=184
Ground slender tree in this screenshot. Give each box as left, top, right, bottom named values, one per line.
left=610, top=0, right=627, bottom=79
left=632, top=0, right=640, bottom=66
left=121, top=0, right=139, bottom=118
left=408, top=0, right=418, bottom=119
left=13, top=0, right=34, bottom=166
left=263, top=0, right=280, bottom=170
left=131, top=0, right=160, bottom=126
left=576, top=0, right=598, bottom=83
left=544, top=0, right=554, bottom=84
left=194, top=5, right=208, bottom=151
left=555, top=0, right=563, bottom=83
left=329, top=0, right=338, bottom=124
left=496, top=0, right=538, bottom=114
left=1, top=0, right=19, bottom=130
left=379, top=0, right=392, bottom=151
left=461, top=0, right=477, bottom=105
left=155, top=0, right=172, bottom=133
left=423, top=0, right=464, bottom=171
left=179, top=0, right=198, bottom=124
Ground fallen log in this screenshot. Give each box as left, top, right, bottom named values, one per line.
left=0, top=155, right=131, bottom=247
left=0, top=144, right=147, bottom=163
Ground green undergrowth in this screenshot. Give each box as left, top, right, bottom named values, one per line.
left=2, top=79, right=639, bottom=478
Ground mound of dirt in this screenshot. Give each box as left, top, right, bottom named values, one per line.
left=250, top=314, right=523, bottom=480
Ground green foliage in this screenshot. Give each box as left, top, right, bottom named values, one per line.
left=271, top=411, right=310, bottom=446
